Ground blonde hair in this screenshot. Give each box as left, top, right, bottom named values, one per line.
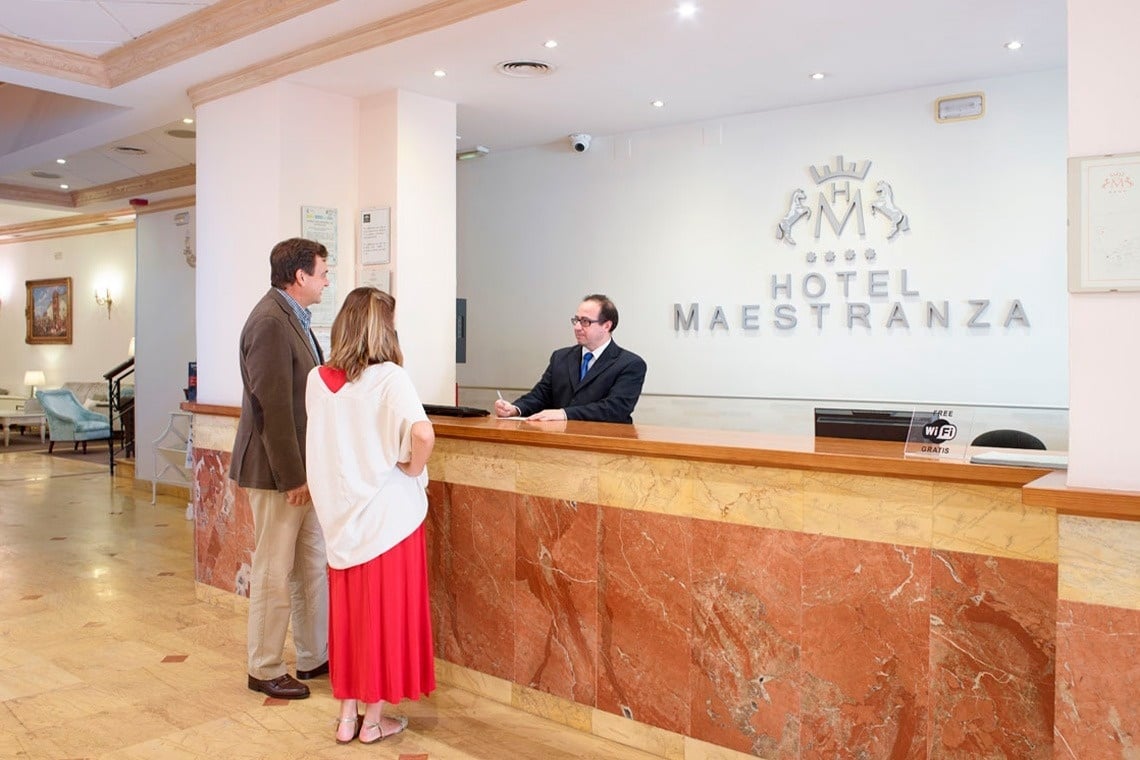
left=327, top=287, right=403, bottom=382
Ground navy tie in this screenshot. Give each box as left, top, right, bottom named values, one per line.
left=580, top=351, right=593, bottom=381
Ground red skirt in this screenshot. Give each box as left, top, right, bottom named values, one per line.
left=327, top=523, right=436, bottom=704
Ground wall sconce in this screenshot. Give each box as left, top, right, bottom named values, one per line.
left=24, top=370, right=45, bottom=398
left=128, top=336, right=135, bottom=358
left=95, top=287, right=113, bottom=318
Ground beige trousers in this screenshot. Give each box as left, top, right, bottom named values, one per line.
left=246, top=487, right=329, bottom=680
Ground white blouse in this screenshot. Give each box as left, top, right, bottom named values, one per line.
left=305, top=362, right=429, bottom=569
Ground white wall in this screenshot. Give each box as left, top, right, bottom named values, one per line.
left=359, top=90, right=457, bottom=404
left=0, top=229, right=135, bottom=394
left=197, top=82, right=455, bottom=407
left=457, top=70, right=1068, bottom=419
left=134, top=207, right=195, bottom=481
left=1066, top=0, right=1140, bottom=490
left=196, top=81, right=358, bottom=406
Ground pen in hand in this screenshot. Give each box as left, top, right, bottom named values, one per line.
left=495, top=390, right=517, bottom=418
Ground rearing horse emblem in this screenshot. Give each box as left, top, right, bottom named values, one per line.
left=775, top=189, right=810, bottom=246
left=870, top=180, right=910, bottom=240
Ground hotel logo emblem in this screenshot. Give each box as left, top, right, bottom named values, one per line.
left=775, top=155, right=910, bottom=248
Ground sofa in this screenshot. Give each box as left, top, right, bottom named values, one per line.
left=62, top=381, right=110, bottom=408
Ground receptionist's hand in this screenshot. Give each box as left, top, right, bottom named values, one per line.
left=527, top=408, right=568, bottom=422
left=494, top=399, right=519, bottom=417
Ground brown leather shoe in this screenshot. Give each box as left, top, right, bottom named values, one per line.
left=296, top=661, right=329, bottom=680
left=247, top=673, right=310, bottom=699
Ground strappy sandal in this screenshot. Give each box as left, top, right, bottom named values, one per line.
left=334, top=715, right=364, bottom=744
left=358, top=714, right=408, bottom=744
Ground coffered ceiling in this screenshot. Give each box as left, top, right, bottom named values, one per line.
left=0, top=0, right=1067, bottom=227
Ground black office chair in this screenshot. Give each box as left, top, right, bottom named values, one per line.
left=970, top=429, right=1046, bottom=450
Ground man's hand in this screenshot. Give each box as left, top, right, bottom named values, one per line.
left=285, top=484, right=311, bottom=506
left=527, top=408, right=568, bottom=422
left=494, top=399, right=520, bottom=417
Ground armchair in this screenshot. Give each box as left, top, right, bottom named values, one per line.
left=35, top=389, right=111, bottom=453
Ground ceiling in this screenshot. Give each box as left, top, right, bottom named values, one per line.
left=0, top=0, right=1067, bottom=227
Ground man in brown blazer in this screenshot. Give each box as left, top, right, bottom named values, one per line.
left=232, top=238, right=331, bottom=700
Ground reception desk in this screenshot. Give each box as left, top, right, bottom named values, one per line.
left=186, top=406, right=1139, bottom=760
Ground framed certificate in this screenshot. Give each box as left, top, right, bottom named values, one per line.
left=1068, top=151, right=1140, bottom=292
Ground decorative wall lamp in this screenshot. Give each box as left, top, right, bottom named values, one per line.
left=24, top=370, right=45, bottom=398
left=95, top=287, right=113, bottom=318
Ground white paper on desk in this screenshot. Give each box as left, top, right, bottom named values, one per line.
left=969, top=451, right=1068, bottom=469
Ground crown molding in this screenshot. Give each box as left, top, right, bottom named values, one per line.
left=0, top=194, right=196, bottom=242
left=0, top=166, right=195, bottom=209
left=0, top=35, right=107, bottom=87
left=0, top=221, right=134, bottom=246
left=0, top=0, right=333, bottom=88
left=0, top=207, right=134, bottom=237
left=70, top=165, right=196, bottom=207
left=134, top=195, right=196, bottom=215
left=0, top=182, right=75, bottom=207
left=102, top=0, right=338, bottom=87
left=189, top=0, right=525, bottom=106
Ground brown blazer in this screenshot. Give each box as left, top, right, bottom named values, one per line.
left=229, top=289, right=323, bottom=492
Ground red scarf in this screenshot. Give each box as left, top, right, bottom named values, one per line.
left=318, top=365, right=348, bottom=393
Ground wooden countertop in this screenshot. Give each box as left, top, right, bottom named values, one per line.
left=1023, top=470, right=1140, bottom=522
left=183, top=402, right=1049, bottom=485
left=428, top=416, right=1053, bottom=487
left=183, top=402, right=1140, bottom=519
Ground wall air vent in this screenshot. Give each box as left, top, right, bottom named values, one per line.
left=165, top=129, right=196, bottom=139
left=113, top=146, right=148, bottom=155
left=495, top=60, right=555, bottom=78
left=30, top=171, right=62, bottom=179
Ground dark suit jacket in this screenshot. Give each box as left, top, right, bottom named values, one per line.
left=513, top=342, right=647, bottom=424
left=229, top=289, right=323, bottom=492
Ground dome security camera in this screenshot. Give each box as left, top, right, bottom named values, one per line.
left=569, top=133, right=592, bottom=153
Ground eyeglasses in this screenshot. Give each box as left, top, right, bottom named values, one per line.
left=570, top=316, right=602, bottom=327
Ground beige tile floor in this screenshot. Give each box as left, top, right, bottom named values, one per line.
left=0, top=450, right=664, bottom=760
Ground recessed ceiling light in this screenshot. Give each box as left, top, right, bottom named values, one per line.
left=651, top=99, right=665, bottom=108
left=810, top=72, right=826, bottom=80
left=544, top=39, right=558, bottom=49
left=433, top=69, right=447, bottom=78
left=56, top=158, right=66, bottom=164
left=1004, top=40, right=1022, bottom=50
left=677, top=2, right=698, bottom=19
left=182, top=117, right=194, bottom=124
left=60, top=184, right=69, bottom=189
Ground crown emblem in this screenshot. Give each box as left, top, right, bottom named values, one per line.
left=809, top=155, right=872, bottom=184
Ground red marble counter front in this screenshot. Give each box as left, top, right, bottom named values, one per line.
left=187, top=408, right=1139, bottom=760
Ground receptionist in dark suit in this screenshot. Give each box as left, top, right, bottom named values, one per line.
left=495, top=294, right=647, bottom=424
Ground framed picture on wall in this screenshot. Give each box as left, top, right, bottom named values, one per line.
left=25, top=277, right=73, bottom=344
left=1068, top=151, right=1140, bottom=292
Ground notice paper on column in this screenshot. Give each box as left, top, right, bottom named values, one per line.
left=360, top=207, right=390, bottom=265
left=301, top=206, right=338, bottom=266
left=359, top=267, right=390, bottom=293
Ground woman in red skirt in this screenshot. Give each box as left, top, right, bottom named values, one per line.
left=305, top=286, right=436, bottom=744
